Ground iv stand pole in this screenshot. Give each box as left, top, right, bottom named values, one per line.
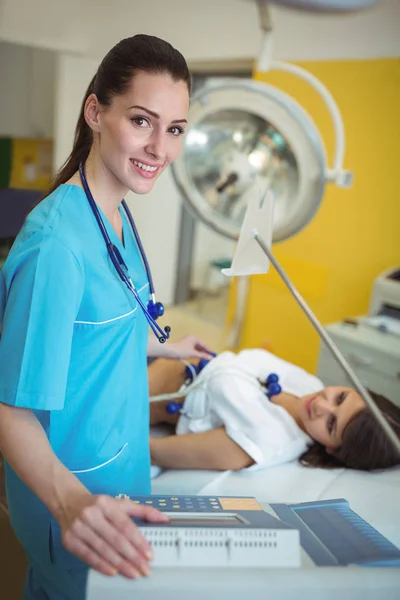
left=254, top=233, right=400, bottom=456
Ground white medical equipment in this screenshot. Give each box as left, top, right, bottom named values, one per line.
left=369, top=266, right=400, bottom=322
left=317, top=318, right=400, bottom=407
left=364, top=267, right=400, bottom=336
left=317, top=267, right=400, bottom=406
left=88, top=492, right=400, bottom=598
left=115, top=494, right=300, bottom=568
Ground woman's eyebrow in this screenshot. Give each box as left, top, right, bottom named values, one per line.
left=129, top=105, right=187, bottom=124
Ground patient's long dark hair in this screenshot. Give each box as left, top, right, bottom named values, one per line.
left=45, top=34, right=191, bottom=199
left=299, top=391, right=400, bottom=471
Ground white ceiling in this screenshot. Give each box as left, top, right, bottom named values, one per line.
left=0, top=0, right=399, bottom=62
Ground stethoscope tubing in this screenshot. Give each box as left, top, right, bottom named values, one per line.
left=78, top=162, right=170, bottom=342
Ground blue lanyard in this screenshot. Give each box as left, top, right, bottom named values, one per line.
left=79, top=162, right=170, bottom=343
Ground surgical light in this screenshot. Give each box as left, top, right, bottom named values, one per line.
left=172, top=0, right=383, bottom=241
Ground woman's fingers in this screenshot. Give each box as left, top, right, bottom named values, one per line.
left=99, top=497, right=157, bottom=560
left=120, top=500, right=170, bottom=524
left=62, top=495, right=169, bottom=579
left=63, top=530, right=119, bottom=577
left=193, top=337, right=214, bottom=356
left=70, top=519, right=144, bottom=578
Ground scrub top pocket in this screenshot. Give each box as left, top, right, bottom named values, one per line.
left=49, top=442, right=134, bottom=571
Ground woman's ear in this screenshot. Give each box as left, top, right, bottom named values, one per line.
left=84, top=94, right=101, bottom=133
left=325, top=446, right=335, bottom=455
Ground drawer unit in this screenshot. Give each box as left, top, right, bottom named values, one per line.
left=316, top=319, right=400, bottom=407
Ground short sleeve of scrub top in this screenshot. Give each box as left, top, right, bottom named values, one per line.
left=0, top=235, right=84, bottom=410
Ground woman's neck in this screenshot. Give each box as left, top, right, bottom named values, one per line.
left=68, top=149, right=128, bottom=222
left=271, top=392, right=305, bottom=432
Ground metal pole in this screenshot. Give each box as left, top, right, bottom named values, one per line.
left=254, top=233, right=400, bottom=456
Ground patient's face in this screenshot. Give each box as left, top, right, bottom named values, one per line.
left=298, top=387, right=365, bottom=450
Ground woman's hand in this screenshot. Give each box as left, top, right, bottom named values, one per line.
left=166, top=335, right=215, bottom=361
left=59, top=490, right=169, bottom=578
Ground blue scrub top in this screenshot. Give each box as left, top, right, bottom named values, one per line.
left=0, top=184, right=151, bottom=571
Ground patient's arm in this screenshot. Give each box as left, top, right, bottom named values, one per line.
left=150, top=428, right=255, bottom=471
left=148, top=358, right=199, bottom=426
left=148, top=358, right=188, bottom=397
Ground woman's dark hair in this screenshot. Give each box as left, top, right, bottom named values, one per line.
left=299, top=390, right=400, bottom=471
left=46, top=34, right=191, bottom=197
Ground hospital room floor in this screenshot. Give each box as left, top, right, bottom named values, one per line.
left=0, top=293, right=228, bottom=599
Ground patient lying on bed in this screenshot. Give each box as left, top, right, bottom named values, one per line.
left=148, top=349, right=400, bottom=473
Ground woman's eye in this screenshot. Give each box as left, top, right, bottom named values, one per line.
left=132, top=117, right=150, bottom=127
left=169, top=126, right=185, bottom=136
left=328, top=415, right=335, bottom=434
left=336, top=392, right=346, bottom=405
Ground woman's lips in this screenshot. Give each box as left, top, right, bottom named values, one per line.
left=306, top=396, right=315, bottom=417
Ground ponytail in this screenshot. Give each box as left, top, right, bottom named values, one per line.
left=44, top=76, right=96, bottom=198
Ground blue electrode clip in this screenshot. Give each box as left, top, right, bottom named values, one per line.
left=166, top=353, right=217, bottom=415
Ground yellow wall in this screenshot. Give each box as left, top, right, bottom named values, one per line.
left=234, top=58, right=400, bottom=373
left=10, top=138, right=53, bottom=191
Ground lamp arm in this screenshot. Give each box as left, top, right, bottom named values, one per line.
left=255, top=1, right=352, bottom=186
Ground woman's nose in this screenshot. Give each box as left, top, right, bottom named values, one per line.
left=145, top=133, right=167, bottom=162
left=314, top=398, right=333, bottom=417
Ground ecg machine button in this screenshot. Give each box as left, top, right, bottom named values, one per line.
left=172, top=505, right=181, bottom=508
left=145, top=501, right=153, bottom=504
left=171, top=497, right=178, bottom=501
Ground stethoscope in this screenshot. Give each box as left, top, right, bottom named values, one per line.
left=79, top=162, right=171, bottom=343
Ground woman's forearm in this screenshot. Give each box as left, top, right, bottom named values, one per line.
left=147, top=339, right=183, bottom=360
left=150, top=428, right=254, bottom=471
left=0, top=402, right=89, bottom=523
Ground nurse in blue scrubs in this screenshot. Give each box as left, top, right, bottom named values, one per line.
left=0, top=34, right=212, bottom=599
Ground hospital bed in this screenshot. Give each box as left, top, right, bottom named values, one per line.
left=87, top=428, right=400, bottom=599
